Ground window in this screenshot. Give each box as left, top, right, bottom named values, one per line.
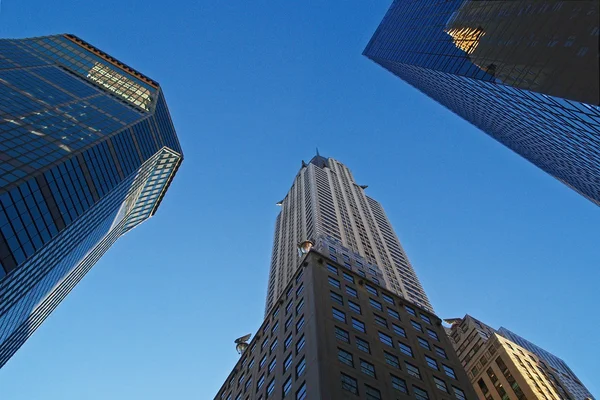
left=296, top=335, right=305, bottom=353
left=343, top=272, right=354, bottom=283
left=435, top=345, right=448, bottom=359
left=378, top=331, right=393, bottom=347
left=295, top=270, right=303, bottom=284
left=285, top=315, right=293, bottom=331
left=285, top=333, right=293, bottom=349
left=365, top=284, right=378, bottom=296
left=335, top=326, right=350, bottom=343
left=329, top=246, right=336, bottom=254
left=260, top=355, right=267, bottom=368
left=348, top=301, right=361, bottom=314
left=382, top=293, right=394, bottom=305
left=341, top=373, right=358, bottom=394
left=411, top=320, right=423, bottom=332
left=365, top=385, right=381, bottom=400
left=296, top=315, right=305, bottom=332
left=330, top=291, right=343, bottom=305
left=266, top=379, right=275, bottom=397
left=427, top=328, right=439, bottom=341
left=238, top=373, right=245, bottom=385
left=405, top=306, right=416, bottom=316
left=327, top=264, right=338, bottom=274
left=346, top=286, right=358, bottom=298
left=360, top=359, right=376, bottom=378
left=270, top=338, right=278, bottom=353
left=384, top=351, right=400, bottom=368
left=262, top=337, right=269, bottom=350
left=296, top=299, right=304, bottom=314
left=257, top=374, right=265, bottom=390
left=296, top=356, right=306, bottom=377
left=413, top=386, right=429, bottom=400
left=406, top=362, right=421, bottom=379
left=352, top=318, right=366, bottom=333
left=273, top=307, right=280, bottom=318
left=420, top=314, right=432, bottom=324
left=330, top=254, right=337, bottom=261
left=374, top=314, right=387, bottom=328
left=443, top=364, right=456, bottom=379
left=245, top=376, right=253, bottom=391
left=296, top=283, right=304, bottom=297
left=453, top=386, right=467, bottom=400
left=271, top=321, right=279, bottom=336
left=296, top=382, right=306, bottom=400
left=418, top=337, right=431, bottom=350
left=287, top=286, right=294, bottom=298
left=284, top=353, right=293, bottom=372
left=282, top=376, right=292, bottom=396
left=268, top=358, right=276, bottom=373
left=433, top=376, right=448, bottom=392
left=372, top=277, right=380, bottom=285
left=356, top=337, right=370, bottom=353
left=369, top=298, right=383, bottom=311
left=338, top=348, right=354, bottom=367
left=332, top=308, right=346, bottom=322
left=425, top=355, right=438, bottom=370
left=357, top=269, right=366, bottom=277
left=328, top=277, right=340, bottom=289
left=392, top=324, right=406, bottom=337
left=286, top=300, right=293, bottom=315
left=248, top=358, right=255, bottom=369
left=399, top=342, right=413, bottom=357
left=391, top=374, right=408, bottom=393
left=387, top=309, right=400, bottom=320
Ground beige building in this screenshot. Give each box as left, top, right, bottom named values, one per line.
left=446, top=315, right=575, bottom=400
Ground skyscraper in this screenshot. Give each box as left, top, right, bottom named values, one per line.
left=364, top=0, right=600, bottom=206
left=215, top=154, right=476, bottom=399
left=498, top=327, right=595, bottom=400
left=266, top=154, right=432, bottom=315
left=446, top=315, right=594, bottom=400
left=0, top=34, right=182, bottom=367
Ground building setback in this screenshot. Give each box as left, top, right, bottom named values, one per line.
left=364, top=0, right=600, bottom=206
left=446, top=315, right=594, bottom=400
left=215, top=250, right=476, bottom=400
left=266, top=154, right=432, bottom=316
left=0, top=34, right=182, bottom=367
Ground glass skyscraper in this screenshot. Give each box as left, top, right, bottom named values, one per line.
left=364, top=0, right=600, bottom=205
left=0, top=34, right=183, bottom=367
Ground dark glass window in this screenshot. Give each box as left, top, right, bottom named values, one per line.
left=388, top=309, right=400, bottom=320
left=270, top=338, right=278, bottom=353
left=356, top=337, right=370, bottom=353
left=420, top=314, right=432, bottom=324
left=418, top=337, right=431, bottom=350
left=332, top=307, right=346, bottom=322
left=413, top=386, right=429, bottom=400
left=433, top=376, right=448, bottom=393
left=328, top=277, right=341, bottom=289
left=296, top=315, right=305, bottom=332
left=378, top=331, right=393, bottom=347
left=369, top=298, right=383, bottom=311
left=391, top=374, right=408, bottom=393
left=435, top=346, right=448, bottom=359
left=330, top=291, right=343, bottom=305
left=284, top=353, right=293, bottom=372
left=296, top=356, right=306, bottom=378
left=296, top=335, right=305, bottom=353
left=282, top=376, right=292, bottom=396
left=406, top=362, right=421, bottom=379
left=365, top=384, right=381, bottom=400
left=260, top=355, right=267, bottom=368
left=360, top=359, right=376, bottom=378
left=453, top=387, right=467, bottom=400
left=327, top=264, right=338, bottom=274
left=365, top=284, right=378, bottom=296
left=392, top=324, right=406, bottom=337
left=352, top=318, right=366, bottom=333
left=399, top=342, right=413, bottom=357
left=257, top=374, right=265, bottom=390
left=346, top=286, right=358, bottom=298
left=384, top=351, right=400, bottom=369
left=405, top=306, right=416, bottom=316
left=425, top=355, right=438, bottom=370
left=343, top=272, right=354, bottom=283
left=296, top=382, right=307, bottom=400
left=266, top=379, right=275, bottom=397
left=348, top=300, right=361, bottom=314
left=443, top=364, right=456, bottom=379
left=296, top=283, right=304, bottom=297
left=411, top=320, right=423, bottom=332
left=285, top=333, right=293, bottom=349
left=285, top=315, right=293, bottom=331
left=427, top=328, right=439, bottom=341
left=374, top=314, right=387, bottom=328
left=268, top=358, right=276, bottom=374
left=296, top=299, right=304, bottom=314
left=335, top=326, right=350, bottom=343
left=341, top=373, right=359, bottom=394
left=382, top=293, right=394, bottom=305
left=338, top=348, right=354, bottom=367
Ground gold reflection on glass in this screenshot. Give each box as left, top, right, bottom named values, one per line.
left=445, top=26, right=485, bottom=55
left=86, top=62, right=152, bottom=111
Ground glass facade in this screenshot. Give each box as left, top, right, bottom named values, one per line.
left=364, top=0, right=600, bottom=206
left=0, top=34, right=183, bottom=367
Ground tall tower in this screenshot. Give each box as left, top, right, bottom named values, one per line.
left=0, top=34, right=182, bottom=367
left=266, top=154, right=432, bottom=315
left=364, top=0, right=600, bottom=206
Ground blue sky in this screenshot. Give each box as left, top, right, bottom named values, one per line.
left=1, top=0, right=598, bottom=398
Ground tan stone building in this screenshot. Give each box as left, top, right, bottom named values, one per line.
left=446, top=315, right=576, bottom=400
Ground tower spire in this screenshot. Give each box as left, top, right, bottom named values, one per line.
left=316, top=147, right=320, bottom=157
